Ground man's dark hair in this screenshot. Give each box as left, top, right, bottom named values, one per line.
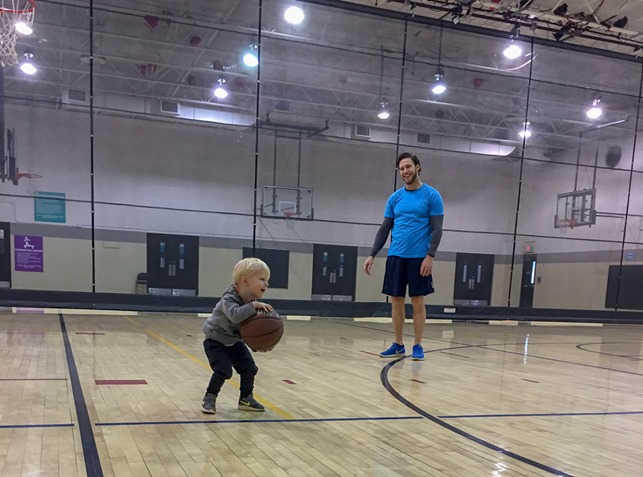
left=396, top=152, right=421, bottom=171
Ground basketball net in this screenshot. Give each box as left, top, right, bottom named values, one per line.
left=557, top=218, right=577, bottom=233
left=0, top=0, right=35, bottom=67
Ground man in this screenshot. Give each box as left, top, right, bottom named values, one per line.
left=363, top=152, right=444, bottom=361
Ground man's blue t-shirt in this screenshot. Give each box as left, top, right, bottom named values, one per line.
left=384, top=183, right=444, bottom=258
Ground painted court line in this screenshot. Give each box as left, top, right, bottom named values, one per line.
left=96, top=415, right=423, bottom=427
left=479, top=345, right=643, bottom=377
left=122, top=316, right=294, bottom=419
left=95, top=379, right=147, bottom=385
left=0, top=377, right=67, bottom=381
left=437, top=350, right=470, bottom=359
left=381, top=355, right=573, bottom=477
left=0, top=423, right=74, bottom=429
left=59, top=314, right=103, bottom=477
left=441, top=410, right=643, bottom=419
left=359, top=350, right=381, bottom=356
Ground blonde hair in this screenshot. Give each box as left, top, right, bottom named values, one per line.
left=232, top=257, right=271, bottom=284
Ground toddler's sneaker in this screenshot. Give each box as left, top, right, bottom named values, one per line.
left=201, top=393, right=217, bottom=414
left=238, top=394, right=265, bottom=412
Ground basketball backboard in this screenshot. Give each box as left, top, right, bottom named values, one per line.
left=554, top=188, right=596, bottom=229
left=261, top=185, right=313, bottom=220
left=0, top=128, right=17, bottom=185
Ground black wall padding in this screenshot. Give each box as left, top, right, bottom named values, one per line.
left=2, top=288, right=643, bottom=323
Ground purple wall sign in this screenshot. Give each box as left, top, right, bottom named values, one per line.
left=14, top=235, right=43, bottom=272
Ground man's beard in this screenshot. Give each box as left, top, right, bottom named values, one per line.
left=404, top=172, right=417, bottom=184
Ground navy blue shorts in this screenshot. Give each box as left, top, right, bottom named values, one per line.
left=382, top=256, right=435, bottom=297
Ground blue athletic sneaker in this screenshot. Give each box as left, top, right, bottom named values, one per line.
left=412, top=344, right=425, bottom=361
left=380, top=342, right=405, bottom=357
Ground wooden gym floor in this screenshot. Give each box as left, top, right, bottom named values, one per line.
left=0, top=309, right=642, bottom=476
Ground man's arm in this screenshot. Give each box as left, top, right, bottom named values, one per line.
left=369, top=217, right=394, bottom=258
left=427, top=215, right=444, bottom=257
left=363, top=217, right=393, bottom=275
left=421, top=215, right=444, bottom=277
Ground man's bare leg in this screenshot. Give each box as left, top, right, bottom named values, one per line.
left=410, top=295, right=426, bottom=346
left=391, top=296, right=406, bottom=345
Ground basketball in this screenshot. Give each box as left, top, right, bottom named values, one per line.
left=239, top=311, right=284, bottom=351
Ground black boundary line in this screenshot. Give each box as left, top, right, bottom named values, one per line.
left=95, top=415, right=424, bottom=427
left=59, top=313, right=104, bottom=477
left=380, top=356, right=573, bottom=476
left=477, top=345, right=643, bottom=377
left=576, top=342, right=643, bottom=361
left=92, top=408, right=643, bottom=428
left=436, top=350, right=470, bottom=359
left=0, top=378, right=67, bottom=381
left=0, top=423, right=74, bottom=429
left=440, top=410, right=643, bottom=419
left=340, top=321, right=643, bottom=376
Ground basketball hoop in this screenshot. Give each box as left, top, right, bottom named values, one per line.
left=0, top=0, right=35, bottom=67
left=555, top=218, right=577, bottom=231
left=13, top=171, right=41, bottom=184
left=16, top=171, right=41, bottom=179
left=283, top=211, right=296, bottom=220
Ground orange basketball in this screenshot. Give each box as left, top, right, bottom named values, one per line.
left=239, top=311, right=284, bottom=351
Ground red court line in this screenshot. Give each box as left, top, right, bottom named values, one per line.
left=95, top=379, right=147, bottom=385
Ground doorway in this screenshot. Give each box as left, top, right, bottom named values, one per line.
left=519, top=254, right=537, bottom=308
left=453, top=252, right=494, bottom=306
left=146, top=233, right=199, bottom=296
left=311, top=244, right=357, bottom=301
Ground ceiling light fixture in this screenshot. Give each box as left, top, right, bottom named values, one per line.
left=613, top=16, right=628, bottom=29
left=586, top=95, right=602, bottom=120
left=213, top=78, right=228, bottom=99
left=377, top=101, right=390, bottom=120
left=503, top=24, right=522, bottom=59
left=431, top=68, right=447, bottom=95
left=15, top=18, right=33, bottom=35
left=553, top=23, right=572, bottom=41
left=553, top=3, right=568, bottom=16
left=431, top=27, right=447, bottom=95
left=19, top=48, right=36, bottom=75
left=503, top=42, right=522, bottom=59
left=243, top=44, right=258, bottom=67
left=451, top=5, right=463, bottom=24
left=284, top=6, right=304, bottom=25
left=518, top=121, right=532, bottom=138
left=375, top=47, right=390, bottom=120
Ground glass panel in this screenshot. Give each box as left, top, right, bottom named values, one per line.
left=530, top=46, right=641, bottom=96
left=256, top=1, right=403, bottom=304
left=93, top=2, right=259, bottom=295
left=5, top=0, right=642, bottom=315
left=4, top=2, right=91, bottom=292
left=402, top=26, right=528, bottom=307
left=633, top=108, right=643, bottom=173
left=518, top=161, right=632, bottom=309
left=520, top=43, right=640, bottom=310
